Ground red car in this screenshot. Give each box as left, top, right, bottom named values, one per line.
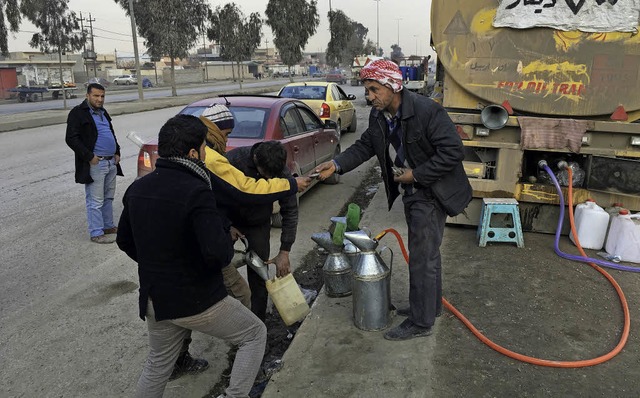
left=136, top=95, right=341, bottom=183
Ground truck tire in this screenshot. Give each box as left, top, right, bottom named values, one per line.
left=52, top=91, right=59, bottom=99
left=30, top=93, right=41, bottom=102
left=18, top=94, right=26, bottom=103
left=65, top=90, right=72, bottom=99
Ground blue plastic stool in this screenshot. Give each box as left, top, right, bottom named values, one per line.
left=477, top=198, right=525, bottom=248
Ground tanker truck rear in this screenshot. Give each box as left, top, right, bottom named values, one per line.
left=431, top=0, right=640, bottom=232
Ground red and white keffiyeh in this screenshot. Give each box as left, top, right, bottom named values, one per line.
left=360, top=59, right=403, bottom=93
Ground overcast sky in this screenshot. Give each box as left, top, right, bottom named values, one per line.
left=7, top=0, right=435, bottom=60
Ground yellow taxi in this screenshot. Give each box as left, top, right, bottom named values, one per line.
left=277, top=82, right=357, bottom=137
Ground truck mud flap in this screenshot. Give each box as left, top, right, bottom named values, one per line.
left=587, top=156, right=640, bottom=196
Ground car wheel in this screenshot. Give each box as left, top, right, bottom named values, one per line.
left=323, top=147, right=341, bottom=185
left=348, top=113, right=357, bottom=133
left=125, top=81, right=131, bottom=85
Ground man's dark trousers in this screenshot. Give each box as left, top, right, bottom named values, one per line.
left=241, top=223, right=272, bottom=322
left=402, top=188, right=447, bottom=328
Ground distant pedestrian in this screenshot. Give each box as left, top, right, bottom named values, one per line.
left=65, top=83, right=123, bottom=244
left=117, top=115, right=266, bottom=397
left=315, top=59, right=472, bottom=341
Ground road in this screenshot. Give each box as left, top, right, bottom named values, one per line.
left=0, top=84, right=374, bottom=397
left=0, top=77, right=302, bottom=116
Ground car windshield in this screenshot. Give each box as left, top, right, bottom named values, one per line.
left=180, top=105, right=269, bottom=139
left=280, top=86, right=326, bottom=100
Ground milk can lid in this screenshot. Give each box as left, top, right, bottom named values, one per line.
left=613, top=202, right=624, bottom=207
left=619, top=209, right=630, bottom=215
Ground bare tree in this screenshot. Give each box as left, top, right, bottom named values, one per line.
left=20, top=0, right=84, bottom=109
left=208, top=3, right=261, bottom=90
left=114, top=0, right=210, bottom=96
left=0, top=0, right=21, bottom=55
left=265, top=0, right=319, bottom=81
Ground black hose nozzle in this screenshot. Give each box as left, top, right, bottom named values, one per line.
left=557, top=161, right=569, bottom=170
left=538, top=160, right=548, bottom=169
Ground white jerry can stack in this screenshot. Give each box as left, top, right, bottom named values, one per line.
left=570, top=199, right=609, bottom=250
left=605, top=209, right=640, bottom=264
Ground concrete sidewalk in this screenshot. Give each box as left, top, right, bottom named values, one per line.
left=261, top=185, right=640, bottom=397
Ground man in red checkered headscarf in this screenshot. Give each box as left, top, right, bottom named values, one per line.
left=315, top=58, right=472, bottom=341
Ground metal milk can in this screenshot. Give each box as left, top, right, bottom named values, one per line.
left=311, top=232, right=352, bottom=297
left=344, top=230, right=394, bottom=331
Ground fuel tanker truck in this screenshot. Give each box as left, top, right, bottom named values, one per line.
left=431, top=0, right=640, bottom=232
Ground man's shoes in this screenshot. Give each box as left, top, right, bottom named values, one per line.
left=396, top=306, right=443, bottom=318
left=90, top=234, right=115, bottom=244
left=169, top=351, right=209, bottom=381
left=384, top=319, right=433, bottom=341
left=103, top=227, right=118, bottom=234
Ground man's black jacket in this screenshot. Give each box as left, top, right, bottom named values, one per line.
left=65, top=99, right=123, bottom=184
left=334, top=89, right=468, bottom=211
left=116, top=159, right=232, bottom=321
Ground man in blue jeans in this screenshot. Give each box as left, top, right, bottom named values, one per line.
left=66, top=83, right=123, bottom=243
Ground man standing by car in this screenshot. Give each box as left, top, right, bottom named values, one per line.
left=225, top=141, right=299, bottom=322
left=315, top=59, right=472, bottom=341
left=65, top=83, right=123, bottom=244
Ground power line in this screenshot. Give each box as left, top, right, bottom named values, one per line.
left=93, top=27, right=132, bottom=37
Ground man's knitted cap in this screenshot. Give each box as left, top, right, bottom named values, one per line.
left=201, top=104, right=235, bottom=130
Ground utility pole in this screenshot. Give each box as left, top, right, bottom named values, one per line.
left=88, top=13, right=97, bottom=77
left=128, top=0, right=144, bottom=101
left=374, top=0, right=380, bottom=55
left=395, top=18, right=402, bottom=47
left=265, top=38, right=269, bottom=61
left=79, top=12, right=89, bottom=80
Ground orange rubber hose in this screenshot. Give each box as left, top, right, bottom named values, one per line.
left=380, top=171, right=630, bottom=367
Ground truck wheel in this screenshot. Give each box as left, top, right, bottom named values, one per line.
left=65, top=90, right=72, bottom=99
left=52, top=91, right=59, bottom=99
left=18, top=94, right=26, bottom=103
left=30, top=93, right=41, bottom=102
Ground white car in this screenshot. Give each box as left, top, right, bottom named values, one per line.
left=112, top=75, right=137, bottom=85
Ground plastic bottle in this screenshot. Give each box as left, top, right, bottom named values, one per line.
left=605, top=209, right=640, bottom=264
left=569, top=199, right=609, bottom=250
left=603, top=203, right=624, bottom=247
left=266, top=273, right=311, bottom=326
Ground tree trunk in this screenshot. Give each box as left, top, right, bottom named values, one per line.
left=58, top=48, right=67, bottom=110
left=231, top=63, right=236, bottom=82
left=237, top=60, right=243, bottom=90
left=170, top=58, right=177, bottom=97
left=288, top=65, right=293, bottom=83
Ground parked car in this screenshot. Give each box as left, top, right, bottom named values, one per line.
left=84, top=77, right=111, bottom=88
left=277, top=82, right=357, bottom=136
left=134, top=95, right=341, bottom=225
left=311, top=71, right=326, bottom=78
left=112, top=74, right=137, bottom=85
left=325, top=72, right=347, bottom=85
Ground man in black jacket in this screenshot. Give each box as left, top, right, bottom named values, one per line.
left=117, top=115, right=266, bottom=397
left=224, top=141, right=298, bottom=322
left=316, top=59, right=471, bottom=341
left=65, top=83, right=123, bottom=244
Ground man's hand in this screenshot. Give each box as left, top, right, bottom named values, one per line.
left=315, top=161, right=336, bottom=181
left=115, top=154, right=120, bottom=165
left=229, top=226, right=244, bottom=242
left=295, top=176, right=312, bottom=193
left=266, top=250, right=291, bottom=278
left=90, top=155, right=99, bottom=165
left=393, top=168, right=415, bottom=184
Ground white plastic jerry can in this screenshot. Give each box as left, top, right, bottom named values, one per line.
left=570, top=199, right=609, bottom=250
left=605, top=209, right=640, bottom=264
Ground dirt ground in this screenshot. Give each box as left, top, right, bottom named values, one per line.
left=207, top=166, right=383, bottom=398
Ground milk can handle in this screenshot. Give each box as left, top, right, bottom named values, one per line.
left=236, top=237, right=249, bottom=254
left=378, top=246, right=394, bottom=274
